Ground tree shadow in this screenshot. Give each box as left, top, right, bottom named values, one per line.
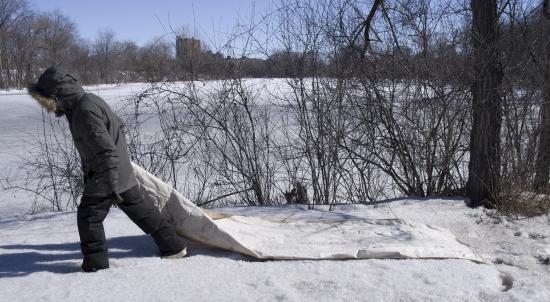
left=0, top=235, right=158, bottom=278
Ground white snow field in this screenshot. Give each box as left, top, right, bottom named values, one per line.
left=1, top=83, right=550, bottom=301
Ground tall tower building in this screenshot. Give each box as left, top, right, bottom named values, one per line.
left=176, top=36, right=201, bottom=61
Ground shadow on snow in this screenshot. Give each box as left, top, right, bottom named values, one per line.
left=0, top=235, right=157, bottom=278
left=0, top=234, right=254, bottom=278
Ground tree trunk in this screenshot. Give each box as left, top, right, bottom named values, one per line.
left=534, top=9, right=550, bottom=193
left=466, top=0, right=503, bottom=207
left=534, top=78, right=550, bottom=193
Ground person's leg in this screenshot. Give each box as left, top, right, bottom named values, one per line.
left=118, top=186, right=186, bottom=257
left=77, top=195, right=112, bottom=271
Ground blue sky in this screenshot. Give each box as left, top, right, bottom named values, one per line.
left=31, top=0, right=273, bottom=49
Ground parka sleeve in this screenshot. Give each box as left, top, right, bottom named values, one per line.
left=75, top=107, right=119, bottom=192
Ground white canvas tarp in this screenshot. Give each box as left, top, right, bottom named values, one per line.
left=132, top=164, right=483, bottom=262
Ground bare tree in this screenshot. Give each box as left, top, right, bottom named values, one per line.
left=181, top=79, right=275, bottom=205
left=34, top=10, right=77, bottom=66
left=466, top=0, right=503, bottom=207
left=1, top=112, right=82, bottom=212
left=137, top=38, right=175, bottom=82
left=309, top=0, right=470, bottom=201
left=534, top=0, right=550, bottom=192
left=0, top=0, right=30, bottom=88
left=93, top=29, right=117, bottom=83
left=116, top=40, right=140, bottom=82
left=9, top=12, right=38, bottom=86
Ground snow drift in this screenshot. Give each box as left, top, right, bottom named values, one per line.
left=133, top=163, right=483, bottom=262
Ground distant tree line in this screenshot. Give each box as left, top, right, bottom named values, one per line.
left=0, top=0, right=181, bottom=88
left=0, top=0, right=326, bottom=87
left=0, top=0, right=537, bottom=89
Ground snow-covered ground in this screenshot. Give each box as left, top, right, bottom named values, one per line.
left=1, top=199, right=549, bottom=301
left=1, top=83, right=549, bottom=301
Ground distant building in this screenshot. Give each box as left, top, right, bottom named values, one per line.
left=176, top=36, right=201, bottom=61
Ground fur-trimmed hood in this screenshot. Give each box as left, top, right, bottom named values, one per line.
left=27, top=67, right=85, bottom=116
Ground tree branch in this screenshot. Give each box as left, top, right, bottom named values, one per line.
left=196, top=187, right=253, bottom=207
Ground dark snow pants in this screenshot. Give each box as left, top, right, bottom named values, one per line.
left=77, top=185, right=185, bottom=270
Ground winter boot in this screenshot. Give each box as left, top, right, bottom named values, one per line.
left=161, top=247, right=187, bottom=259
left=81, top=262, right=109, bottom=273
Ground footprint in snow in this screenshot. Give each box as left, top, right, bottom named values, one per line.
left=500, top=273, right=514, bottom=292
left=528, top=232, right=546, bottom=240
left=535, top=248, right=550, bottom=265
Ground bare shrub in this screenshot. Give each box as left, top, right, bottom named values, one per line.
left=1, top=111, right=82, bottom=212
left=121, top=79, right=277, bottom=206
left=498, top=189, right=550, bottom=218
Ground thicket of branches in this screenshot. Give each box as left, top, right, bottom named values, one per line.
left=3, top=0, right=550, bottom=215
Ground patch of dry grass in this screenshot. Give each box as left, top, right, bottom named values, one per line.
left=498, top=190, right=550, bottom=218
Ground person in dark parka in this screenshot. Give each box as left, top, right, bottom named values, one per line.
left=28, top=67, right=187, bottom=272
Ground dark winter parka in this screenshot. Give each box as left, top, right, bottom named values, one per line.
left=32, top=67, right=137, bottom=197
